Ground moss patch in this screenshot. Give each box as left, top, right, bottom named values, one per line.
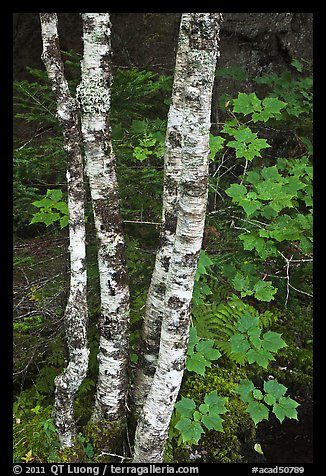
left=84, top=419, right=127, bottom=463
left=168, top=365, right=257, bottom=463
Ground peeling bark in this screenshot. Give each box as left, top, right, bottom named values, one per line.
left=132, top=13, right=222, bottom=463
left=77, top=13, right=130, bottom=423
left=132, top=14, right=190, bottom=416
left=39, top=13, right=89, bottom=448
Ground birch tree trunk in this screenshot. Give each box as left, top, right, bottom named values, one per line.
left=132, top=14, right=190, bottom=416
left=132, top=13, right=222, bottom=463
left=76, top=13, right=130, bottom=424
left=39, top=13, right=89, bottom=448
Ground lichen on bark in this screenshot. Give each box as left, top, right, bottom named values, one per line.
left=132, top=12, right=191, bottom=417
left=39, top=13, right=89, bottom=448
left=78, top=13, right=130, bottom=426
left=132, top=13, right=222, bottom=463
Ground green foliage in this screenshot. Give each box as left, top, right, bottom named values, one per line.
left=169, top=366, right=256, bottom=462
left=228, top=313, right=287, bottom=367
left=186, top=326, right=221, bottom=376
left=172, top=391, right=228, bottom=445
left=236, top=378, right=299, bottom=425
left=255, top=59, right=312, bottom=122
left=31, top=188, right=68, bottom=228
left=14, top=54, right=311, bottom=462
left=222, top=123, right=271, bottom=161
left=209, top=134, right=225, bottom=160
left=208, top=61, right=313, bottom=314
left=223, top=261, right=278, bottom=301
left=14, top=58, right=171, bottom=237
left=77, top=433, right=94, bottom=459
left=226, top=156, right=313, bottom=258
left=14, top=393, right=60, bottom=463
left=13, top=67, right=57, bottom=126
left=13, top=137, right=66, bottom=235
left=192, top=288, right=280, bottom=349
left=232, top=92, right=286, bottom=123
left=192, top=250, right=214, bottom=305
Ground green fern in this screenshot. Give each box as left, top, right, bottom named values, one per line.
left=192, top=289, right=281, bottom=362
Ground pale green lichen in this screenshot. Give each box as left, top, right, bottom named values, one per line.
left=76, top=76, right=111, bottom=114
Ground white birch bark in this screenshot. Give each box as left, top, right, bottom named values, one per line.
left=39, top=13, right=89, bottom=448
left=132, top=14, right=190, bottom=416
left=132, top=13, right=222, bottom=463
left=76, top=13, right=130, bottom=423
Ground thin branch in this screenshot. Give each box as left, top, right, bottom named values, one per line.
left=123, top=220, right=161, bottom=226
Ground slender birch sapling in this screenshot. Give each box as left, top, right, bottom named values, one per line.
left=133, top=13, right=222, bottom=463
left=132, top=13, right=190, bottom=416
left=76, top=13, right=130, bottom=424
left=39, top=13, right=89, bottom=448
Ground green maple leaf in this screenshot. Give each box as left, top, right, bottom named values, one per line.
left=261, top=331, right=287, bottom=352
left=209, top=134, right=225, bottom=160
left=196, top=340, right=221, bottom=362
left=252, top=389, right=264, bottom=400
left=253, top=280, right=278, bottom=302
left=263, top=379, right=287, bottom=400
left=256, top=180, right=283, bottom=201
left=239, top=233, right=258, bottom=251
left=246, top=401, right=269, bottom=425
left=201, top=413, right=224, bottom=432
left=252, top=97, right=286, bottom=122
left=252, top=110, right=272, bottom=122
left=193, top=411, right=202, bottom=422
left=175, top=418, right=204, bottom=444
left=273, top=397, right=299, bottom=423
left=187, top=326, right=199, bottom=354
left=47, top=189, right=63, bottom=201
left=248, top=328, right=263, bottom=349
left=199, top=403, right=210, bottom=414
left=53, top=201, right=68, bottom=214
left=186, top=353, right=210, bottom=376
left=233, top=92, right=262, bottom=115
left=191, top=421, right=205, bottom=443
left=236, top=379, right=255, bottom=403
left=229, top=334, right=250, bottom=357
left=246, top=170, right=261, bottom=185
left=225, top=183, right=247, bottom=199
left=204, top=391, right=228, bottom=414
left=232, top=273, right=252, bottom=294
left=233, top=127, right=258, bottom=143
left=30, top=211, right=48, bottom=225
left=264, top=394, right=277, bottom=406
left=237, top=314, right=260, bottom=333
left=32, top=198, right=54, bottom=209
left=175, top=397, right=196, bottom=418
left=246, top=139, right=271, bottom=159
left=240, top=197, right=261, bottom=216
left=174, top=418, right=192, bottom=443
left=247, top=348, right=274, bottom=368
left=261, top=166, right=280, bottom=181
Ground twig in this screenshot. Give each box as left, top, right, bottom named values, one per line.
left=277, top=250, right=312, bottom=305
left=288, top=283, right=313, bottom=298
left=123, top=220, right=161, bottom=226
left=98, top=451, right=132, bottom=462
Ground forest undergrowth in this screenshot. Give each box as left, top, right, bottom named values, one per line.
left=13, top=54, right=313, bottom=463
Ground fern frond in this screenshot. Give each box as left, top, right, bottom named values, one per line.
left=192, top=289, right=282, bottom=361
